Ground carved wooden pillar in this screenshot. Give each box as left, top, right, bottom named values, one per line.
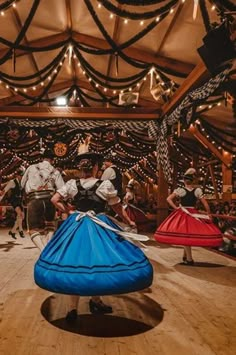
left=222, top=151, right=232, bottom=203
left=157, top=165, right=169, bottom=226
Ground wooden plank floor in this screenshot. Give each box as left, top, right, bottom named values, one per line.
left=0, top=227, right=235, bottom=355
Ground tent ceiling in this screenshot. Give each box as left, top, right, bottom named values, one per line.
left=0, top=0, right=235, bottom=188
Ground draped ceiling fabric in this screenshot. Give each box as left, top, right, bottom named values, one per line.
left=1, top=67, right=230, bottom=182
left=0, top=0, right=235, bottom=187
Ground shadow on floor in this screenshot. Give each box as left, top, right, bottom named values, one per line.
left=41, top=293, right=164, bottom=337
left=174, top=262, right=236, bottom=287
left=0, top=241, right=22, bottom=252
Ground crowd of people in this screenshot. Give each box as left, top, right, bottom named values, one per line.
left=0, top=151, right=235, bottom=323
left=208, top=201, right=236, bottom=253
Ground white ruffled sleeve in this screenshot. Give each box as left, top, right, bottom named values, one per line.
left=96, top=180, right=120, bottom=205
left=195, top=187, right=204, bottom=199
left=173, top=187, right=186, bottom=197
left=57, top=179, right=78, bottom=200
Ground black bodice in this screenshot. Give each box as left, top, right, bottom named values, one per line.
left=180, top=188, right=197, bottom=207
left=73, top=180, right=106, bottom=214
left=109, top=166, right=123, bottom=198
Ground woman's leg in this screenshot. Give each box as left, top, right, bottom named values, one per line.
left=15, top=206, right=24, bottom=237
left=66, top=296, right=80, bottom=322
left=89, top=296, right=112, bottom=314
left=183, top=246, right=194, bottom=262
left=68, top=295, right=80, bottom=311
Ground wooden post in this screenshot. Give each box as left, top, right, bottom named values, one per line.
left=157, top=165, right=169, bottom=227
left=171, top=162, right=178, bottom=190
left=208, top=164, right=220, bottom=202
left=222, top=151, right=232, bottom=203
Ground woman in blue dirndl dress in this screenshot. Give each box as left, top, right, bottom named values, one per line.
left=34, top=153, right=153, bottom=322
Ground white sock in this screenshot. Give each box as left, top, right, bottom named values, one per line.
left=45, top=230, right=54, bottom=244
left=31, top=232, right=45, bottom=251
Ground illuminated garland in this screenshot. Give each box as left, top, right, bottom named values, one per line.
left=99, top=0, right=178, bottom=20
left=0, top=0, right=18, bottom=11
left=115, top=0, right=167, bottom=5
left=0, top=0, right=40, bottom=66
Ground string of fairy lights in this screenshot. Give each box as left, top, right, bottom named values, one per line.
left=0, top=51, right=175, bottom=105
left=0, top=0, right=235, bottom=191
left=0, top=0, right=18, bottom=14
left=96, top=0, right=222, bottom=23
left=0, top=0, right=228, bottom=105
left=0, top=0, right=223, bottom=19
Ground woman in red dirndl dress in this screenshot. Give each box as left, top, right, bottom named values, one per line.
left=123, top=181, right=151, bottom=233
left=154, top=168, right=223, bottom=265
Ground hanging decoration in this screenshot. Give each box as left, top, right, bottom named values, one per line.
left=54, top=142, right=68, bottom=157
left=148, top=67, right=231, bottom=182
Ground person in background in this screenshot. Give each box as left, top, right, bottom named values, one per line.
left=123, top=179, right=151, bottom=233
left=21, top=149, right=64, bottom=250
left=101, top=154, right=123, bottom=199
left=34, top=152, right=152, bottom=323
left=154, top=168, right=223, bottom=265
left=0, top=169, right=25, bottom=239
left=123, top=179, right=136, bottom=205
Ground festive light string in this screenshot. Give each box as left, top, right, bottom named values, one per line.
left=0, top=155, right=16, bottom=174
left=125, top=132, right=155, bottom=150
left=0, top=0, right=18, bottom=13
left=115, top=143, right=147, bottom=160
left=198, top=121, right=235, bottom=154
left=0, top=45, right=176, bottom=104
left=173, top=98, right=227, bottom=144
left=136, top=162, right=156, bottom=182
left=97, top=0, right=178, bottom=23
left=96, top=0, right=224, bottom=23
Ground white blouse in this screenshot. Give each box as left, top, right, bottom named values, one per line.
left=57, top=177, right=120, bottom=206
left=21, top=160, right=64, bottom=194
left=174, top=186, right=204, bottom=199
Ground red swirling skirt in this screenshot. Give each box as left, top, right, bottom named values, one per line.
left=154, top=208, right=223, bottom=247
left=125, top=204, right=151, bottom=232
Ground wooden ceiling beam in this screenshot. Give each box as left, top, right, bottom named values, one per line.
left=104, top=6, right=121, bottom=107
left=72, top=32, right=194, bottom=76
left=162, top=59, right=209, bottom=115
left=12, top=7, right=51, bottom=104
left=0, top=33, right=69, bottom=57
left=157, top=2, right=184, bottom=53
left=0, top=106, right=160, bottom=120
left=0, top=32, right=193, bottom=76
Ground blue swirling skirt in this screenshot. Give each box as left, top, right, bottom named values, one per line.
left=34, top=213, right=153, bottom=296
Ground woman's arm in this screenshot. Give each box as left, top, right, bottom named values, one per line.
left=111, top=202, right=136, bottom=227
left=51, top=192, right=70, bottom=214
left=166, top=192, right=179, bottom=210
left=123, top=191, right=133, bottom=204
left=199, top=196, right=211, bottom=215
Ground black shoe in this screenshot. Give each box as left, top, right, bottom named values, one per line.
left=9, top=231, right=16, bottom=239
left=182, top=256, right=187, bottom=262
left=183, top=259, right=195, bottom=266
left=65, top=309, right=78, bottom=323
left=19, top=231, right=25, bottom=238
left=89, top=300, right=113, bottom=314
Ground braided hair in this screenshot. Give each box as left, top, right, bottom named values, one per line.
left=78, top=158, right=95, bottom=175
